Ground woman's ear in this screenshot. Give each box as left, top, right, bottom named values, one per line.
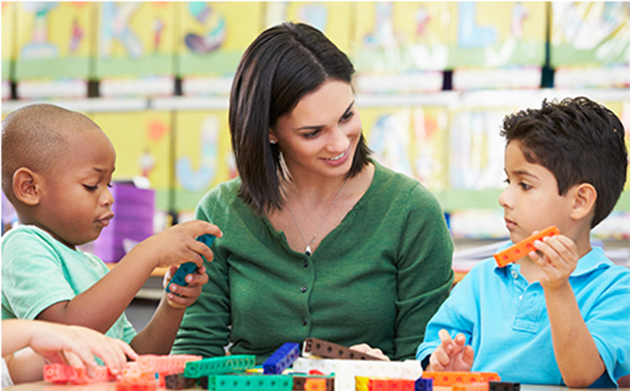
left=268, top=128, right=278, bottom=145
left=569, top=183, right=597, bottom=222
left=13, top=168, right=42, bottom=206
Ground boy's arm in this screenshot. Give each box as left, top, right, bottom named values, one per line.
left=531, top=235, right=605, bottom=387
left=36, top=221, right=219, bottom=336
left=130, top=266, right=209, bottom=354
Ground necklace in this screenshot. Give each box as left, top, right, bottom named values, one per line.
left=286, top=177, right=349, bottom=256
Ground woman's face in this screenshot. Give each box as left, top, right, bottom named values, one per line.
left=271, top=80, right=362, bottom=180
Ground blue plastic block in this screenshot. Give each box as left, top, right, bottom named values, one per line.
left=184, top=355, right=256, bottom=378
left=165, top=234, right=215, bottom=294
left=263, top=342, right=300, bottom=375
left=416, top=378, right=433, bottom=391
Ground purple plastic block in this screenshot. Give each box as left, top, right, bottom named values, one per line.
left=416, top=378, right=433, bottom=391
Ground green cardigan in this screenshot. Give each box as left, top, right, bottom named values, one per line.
left=172, top=160, right=454, bottom=362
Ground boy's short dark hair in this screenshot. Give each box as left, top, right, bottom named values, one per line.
left=501, top=97, right=627, bottom=228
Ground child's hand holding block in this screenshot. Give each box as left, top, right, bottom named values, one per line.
left=493, top=226, right=560, bottom=267
left=165, top=234, right=215, bottom=294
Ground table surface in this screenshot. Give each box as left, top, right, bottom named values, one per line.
left=3, top=382, right=629, bottom=391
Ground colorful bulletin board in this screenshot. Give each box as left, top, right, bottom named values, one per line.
left=352, top=2, right=546, bottom=73
left=447, top=2, right=546, bottom=68
left=360, top=106, right=449, bottom=192
left=95, top=2, right=176, bottom=78
left=550, top=2, right=630, bottom=67
left=177, top=2, right=263, bottom=77
left=89, top=111, right=172, bottom=211
left=2, top=2, right=16, bottom=81
left=352, top=2, right=451, bottom=73
left=265, top=2, right=353, bottom=53
left=604, top=100, right=630, bottom=193
left=173, top=110, right=234, bottom=212
left=14, top=2, right=93, bottom=80
left=448, top=106, right=507, bottom=190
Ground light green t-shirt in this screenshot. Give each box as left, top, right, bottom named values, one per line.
left=2, top=225, right=137, bottom=344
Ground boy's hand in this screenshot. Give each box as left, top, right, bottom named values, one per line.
left=136, top=220, right=222, bottom=269
left=530, top=234, right=579, bottom=291
left=427, top=329, right=474, bottom=372
left=163, top=265, right=209, bottom=309
left=28, top=322, right=137, bottom=378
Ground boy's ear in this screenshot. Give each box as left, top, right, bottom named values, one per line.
left=569, top=183, right=597, bottom=221
left=13, top=168, right=42, bottom=206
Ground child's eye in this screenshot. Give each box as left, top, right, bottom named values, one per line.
left=503, top=178, right=510, bottom=185
left=107, top=183, right=113, bottom=188
left=519, top=182, right=531, bottom=190
left=83, top=184, right=98, bottom=191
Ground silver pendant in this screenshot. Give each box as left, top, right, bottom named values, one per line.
left=305, top=245, right=312, bottom=256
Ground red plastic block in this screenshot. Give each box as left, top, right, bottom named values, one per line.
left=115, top=381, right=158, bottom=391
left=422, top=372, right=501, bottom=386
left=137, top=354, right=202, bottom=374
left=493, top=226, right=560, bottom=267
left=43, top=363, right=115, bottom=384
left=368, top=379, right=415, bottom=391
left=305, top=378, right=328, bottom=391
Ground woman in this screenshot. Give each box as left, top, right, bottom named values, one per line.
left=172, top=22, right=454, bottom=362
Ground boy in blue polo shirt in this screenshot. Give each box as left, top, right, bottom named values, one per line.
left=417, top=97, right=630, bottom=387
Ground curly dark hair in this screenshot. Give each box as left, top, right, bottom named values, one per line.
left=501, top=97, right=627, bottom=228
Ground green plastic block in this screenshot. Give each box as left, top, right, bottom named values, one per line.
left=184, top=355, right=256, bottom=378
left=207, top=374, right=293, bottom=391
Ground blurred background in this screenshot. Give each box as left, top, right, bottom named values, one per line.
left=1, top=1, right=629, bottom=327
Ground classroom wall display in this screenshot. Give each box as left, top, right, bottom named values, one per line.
left=95, top=2, right=177, bottom=96
left=13, top=2, right=93, bottom=98
left=448, top=107, right=507, bottom=190
left=173, top=110, right=235, bottom=212
left=14, top=2, right=93, bottom=79
left=551, top=2, right=630, bottom=67
left=2, top=2, right=16, bottom=100
left=603, top=99, right=630, bottom=191
left=360, top=105, right=449, bottom=191
left=551, top=2, right=630, bottom=88
left=177, top=2, right=263, bottom=78
left=448, top=2, right=546, bottom=68
left=89, top=111, right=172, bottom=211
left=265, top=2, right=352, bottom=53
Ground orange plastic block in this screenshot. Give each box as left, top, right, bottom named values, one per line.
left=453, top=383, right=490, bottom=391
left=493, top=226, right=560, bottom=267
left=43, top=363, right=116, bottom=384
left=422, top=372, right=501, bottom=386
left=137, top=354, right=201, bottom=374
left=305, top=378, right=328, bottom=391
left=121, top=362, right=156, bottom=384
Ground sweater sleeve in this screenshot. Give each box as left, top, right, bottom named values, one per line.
left=171, top=190, right=231, bottom=357
left=393, top=183, right=454, bottom=360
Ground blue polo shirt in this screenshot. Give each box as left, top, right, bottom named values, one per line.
left=416, top=247, right=630, bottom=387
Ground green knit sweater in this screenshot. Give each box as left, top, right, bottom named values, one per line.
left=172, top=160, right=454, bottom=362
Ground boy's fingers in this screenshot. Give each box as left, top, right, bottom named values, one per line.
left=114, top=339, right=138, bottom=361
left=438, top=329, right=453, bottom=345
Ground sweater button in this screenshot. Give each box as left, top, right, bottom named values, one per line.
left=302, top=319, right=308, bottom=326
left=303, top=260, right=309, bottom=268
left=301, top=286, right=308, bottom=293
